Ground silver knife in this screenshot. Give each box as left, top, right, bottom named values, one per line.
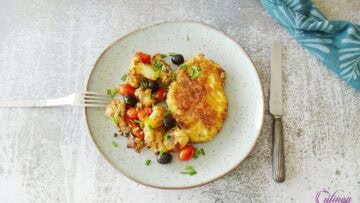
left=270, top=41, right=285, bottom=182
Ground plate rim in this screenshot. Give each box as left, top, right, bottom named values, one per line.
left=84, top=20, right=265, bottom=189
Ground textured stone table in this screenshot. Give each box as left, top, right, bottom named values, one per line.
left=0, top=0, right=359, bottom=202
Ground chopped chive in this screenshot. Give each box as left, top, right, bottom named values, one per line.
left=160, top=54, right=167, bottom=58
left=165, top=111, right=171, bottom=117
left=111, top=116, right=118, bottom=124
left=112, top=141, right=118, bottom=147
left=145, top=159, right=151, bottom=166
left=181, top=64, right=188, bottom=70
left=200, top=148, right=205, bottom=155
left=168, top=52, right=176, bottom=56
left=120, top=74, right=127, bottom=81
left=107, top=89, right=112, bottom=95
left=159, top=150, right=164, bottom=156
left=109, top=88, right=118, bottom=97
left=140, top=79, right=147, bottom=89
left=189, top=170, right=197, bottom=176
left=180, top=166, right=197, bottom=176
left=165, top=134, right=170, bottom=141
left=185, top=165, right=193, bottom=170
left=190, top=65, right=201, bottom=80
left=147, top=125, right=153, bottom=131
left=193, top=155, right=198, bottom=159
left=180, top=171, right=189, bottom=174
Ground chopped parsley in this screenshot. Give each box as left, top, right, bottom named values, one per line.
left=180, top=165, right=197, bottom=176
left=190, top=65, right=201, bottom=80
left=112, top=141, right=118, bottom=147
left=168, top=52, right=176, bottom=56
left=160, top=54, right=167, bottom=58
left=145, top=159, right=151, bottom=166
left=120, top=74, right=127, bottom=81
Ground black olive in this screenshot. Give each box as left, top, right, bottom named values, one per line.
left=171, top=54, right=184, bottom=65
left=147, top=81, right=159, bottom=92
left=123, top=94, right=138, bottom=106
left=157, top=152, right=172, bottom=164
left=163, top=116, right=176, bottom=130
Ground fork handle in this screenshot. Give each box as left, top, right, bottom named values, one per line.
left=272, top=116, right=285, bottom=182
left=0, top=98, right=69, bottom=107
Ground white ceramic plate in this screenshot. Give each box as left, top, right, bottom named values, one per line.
left=85, top=21, right=264, bottom=189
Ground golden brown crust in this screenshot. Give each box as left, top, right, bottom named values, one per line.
left=166, top=54, right=228, bottom=142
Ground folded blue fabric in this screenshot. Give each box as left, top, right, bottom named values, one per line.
left=261, top=0, right=360, bottom=91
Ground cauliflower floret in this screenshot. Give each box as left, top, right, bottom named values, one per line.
left=134, top=88, right=154, bottom=107
left=144, top=106, right=166, bottom=128
left=105, top=99, right=127, bottom=131
left=163, top=128, right=189, bottom=151
left=143, top=125, right=168, bottom=153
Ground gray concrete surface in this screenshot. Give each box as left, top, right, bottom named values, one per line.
left=0, top=0, right=359, bottom=202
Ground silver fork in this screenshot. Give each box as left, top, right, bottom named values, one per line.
left=0, top=91, right=112, bottom=108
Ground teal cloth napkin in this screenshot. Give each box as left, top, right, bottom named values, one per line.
left=261, top=0, right=360, bottom=90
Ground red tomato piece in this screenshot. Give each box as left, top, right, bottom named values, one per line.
left=126, top=107, right=138, bottom=119
left=178, top=145, right=195, bottom=161
left=154, top=87, right=167, bottom=103
left=137, top=107, right=152, bottom=121
left=118, top=84, right=135, bottom=96
left=131, top=123, right=144, bottom=138
left=136, top=52, right=151, bottom=64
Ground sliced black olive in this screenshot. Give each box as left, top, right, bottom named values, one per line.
left=124, top=94, right=138, bottom=106
left=163, top=116, right=176, bottom=130
left=147, top=80, right=159, bottom=92
left=171, top=54, right=184, bottom=65
left=157, top=152, right=172, bottom=164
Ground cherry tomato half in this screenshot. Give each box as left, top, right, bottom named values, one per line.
left=136, top=52, right=151, bottom=64
left=131, top=123, right=144, bottom=138
left=154, top=87, right=167, bottom=103
left=118, top=84, right=135, bottom=96
left=178, top=145, right=195, bottom=161
left=126, top=107, right=138, bottom=120
left=137, top=107, right=152, bottom=121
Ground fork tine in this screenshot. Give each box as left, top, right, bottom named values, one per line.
left=84, top=95, right=113, bottom=101
left=85, top=91, right=112, bottom=97
left=84, top=103, right=107, bottom=107
left=84, top=100, right=110, bottom=104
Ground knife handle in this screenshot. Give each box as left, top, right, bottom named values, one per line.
left=272, top=116, right=285, bottom=182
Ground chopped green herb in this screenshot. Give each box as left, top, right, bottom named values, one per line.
left=145, top=159, right=151, bottom=166
left=180, top=166, right=197, bottom=176
left=107, top=89, right=112, bottom=95
left=151, top=59, right=163, bottom=70
left=160, top=54, right=167, bottom=58
left=168, top=52, right=176, bottom=56
left=159, top=150, right=164, bottom=156
left=161, top=64, right=167, bottom=71
left=190, top=65, right=201, bottom=80
left=112, top=141, right=118, bottom=147
left=140, top=79, right=147, bottom=89
left=171, top=71, right=176, bottom=81
left=147, top=125, right=153, bottom=131
left=155, top=70, right=160, bottom=78
left=165, top=134, right=171, bottom=141
left=134, top=120, right=143, bottom=128
left=151, top=93, right=157, bottom=99
left=200, top=148, right=205, bottom=155
left=111, top=116, right=118, bottom=124
left=120, top=74, right=127, bottom=81
left=165, top=111, right=171, bottom=117
left=181, top=64, right=188, bottom=70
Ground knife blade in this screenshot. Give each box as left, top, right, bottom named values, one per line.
left=270, top=41, right=285, bottom=183
left=270, top=41, right=283, bottom=116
